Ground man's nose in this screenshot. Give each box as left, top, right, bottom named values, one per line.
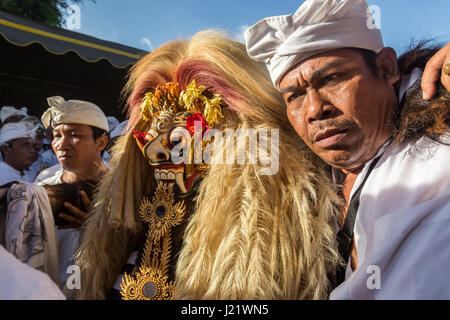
left=54, top=136, right=70, bottom=150
left=304, top=89, right=335, bottom=124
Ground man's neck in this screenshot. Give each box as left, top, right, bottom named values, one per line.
left=62, top=160, right=107, bottom=183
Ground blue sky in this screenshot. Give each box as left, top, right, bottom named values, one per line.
left=68, top=0, right=449, bottom=54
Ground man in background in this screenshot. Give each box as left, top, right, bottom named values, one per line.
left=0, top=122, right=37, bottom=185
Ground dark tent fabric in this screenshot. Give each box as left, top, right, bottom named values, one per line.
left=0, top=10, right=147, bottom=121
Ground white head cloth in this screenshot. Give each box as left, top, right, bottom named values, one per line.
left=107, top=116, right=120, bottom=133
left=41, top=96, right=109, bottom=133
left=245, top=0, right=384, bottom=89
left=0, top=106, right=28, bottom=123
left=0, top=122, right=33, bottom=145
left=110, top=120, right=129, bottom=139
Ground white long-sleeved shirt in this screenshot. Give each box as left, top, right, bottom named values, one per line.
left=330, top=135, right=450, bottom=300
left=0, top=161, right=33, bottom=186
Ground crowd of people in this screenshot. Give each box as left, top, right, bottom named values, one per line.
left=0, top=0, right=449, bottom=301
left=0, top=98, right=128, bottom=299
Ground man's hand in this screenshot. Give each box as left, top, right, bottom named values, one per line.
left=422, top=42, right=450, bottom=100
left=57, top=190, right=91, bottom=229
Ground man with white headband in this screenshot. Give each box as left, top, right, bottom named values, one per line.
left=0, top=122, right=37, bottom=185
left=39, top=96, right=109, bottom=295
left=246, top=0, right=450, bottom=299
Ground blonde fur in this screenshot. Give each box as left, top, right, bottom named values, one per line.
left=75, top=31, right=342, bottom=300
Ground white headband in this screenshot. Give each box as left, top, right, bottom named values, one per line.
left=0, top=106, right=28, bottom=123
left=245, top=0, right=384, bottom=89
left=0, top=122, right=33, bottom=145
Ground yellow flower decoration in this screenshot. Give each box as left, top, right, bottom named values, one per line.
left=139, top=80, right=224, bottom=127
left=140, top=83, right=181, bottom=121
left=202, top=93, right=224, bottom=128
left=179, top=80, right=224, bottom=127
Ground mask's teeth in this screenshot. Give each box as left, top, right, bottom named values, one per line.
left=175, top=172, right=187, bottom=194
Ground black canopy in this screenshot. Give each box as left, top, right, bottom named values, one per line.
left=0, top=10, right=147, bottom=121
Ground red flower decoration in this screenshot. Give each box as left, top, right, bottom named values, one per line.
left=133, top=129, right=148, bottom=147
left=186, top=113, right=210, bottom=136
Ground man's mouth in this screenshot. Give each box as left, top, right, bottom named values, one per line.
left=314, top=128, right=350, bottom=148
left=58, top=154, right=72, bottom=160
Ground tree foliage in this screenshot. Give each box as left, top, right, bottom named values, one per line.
left=0, top=0, right=94, bottom=27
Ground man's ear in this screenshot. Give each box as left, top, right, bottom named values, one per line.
left=376, top=47, right=400, bottom=85
left=96, top=134, right=109, bottom=153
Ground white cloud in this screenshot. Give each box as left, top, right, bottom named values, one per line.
left=231, top=24, right=249, bottom=44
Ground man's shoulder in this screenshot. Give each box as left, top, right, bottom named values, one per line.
left=370, top=134, right=450, bottom=206
left=391, top=134, right=450, bottom=167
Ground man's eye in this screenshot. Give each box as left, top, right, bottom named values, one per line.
left=322, top=73, right=340, bottom=85
left=287, top=92, right=305, bottom=103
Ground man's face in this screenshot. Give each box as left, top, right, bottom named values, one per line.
left=280, top=48, right=398, bottom=173
left=4, top=137, right=36, bottom=170
left=52, top=123, right=103, bottom=172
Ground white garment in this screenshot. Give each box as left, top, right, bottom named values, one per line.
left=330, top=135, right=450, bottom=300
left=0, top=245, right=65, bottom=300
left=245, top=0, right=384, bottom=88
left=40, top=149, right=59, bottom=168
left=110, top=120, right=129, bottom=139
left=24, top=155, right=47, bottom=183
left=1, top=183, right=60, bottom=285
left=38, top=170, right=81, bottom=290
left=0, top=161, right=32, bottom=185
left=34, top=164, right=63, bottom=184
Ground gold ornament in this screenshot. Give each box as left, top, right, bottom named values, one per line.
left=120, top=182, right=186, bottom=300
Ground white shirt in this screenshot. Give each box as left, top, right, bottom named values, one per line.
left=0, top=245, right=65, bottom=300
left=0, top=161, right=33, bottom=185
left=330, top=135, right=450, bottom=300
left=37, top=165, right=64, bottom=185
